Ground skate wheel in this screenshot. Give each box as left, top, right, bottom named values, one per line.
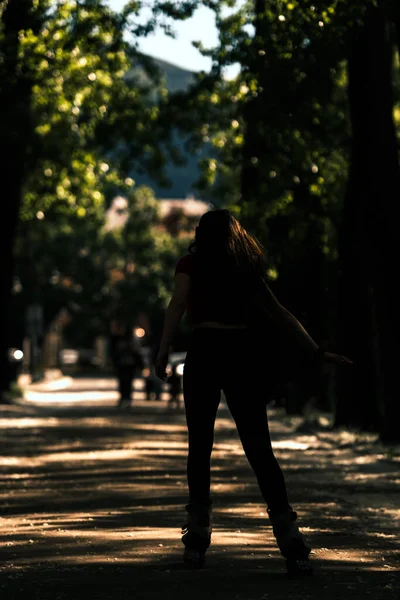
left=286, top=557, right=313, bottom=576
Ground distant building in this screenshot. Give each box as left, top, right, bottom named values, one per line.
left=104, top=196, right=129, bottom=231
left=105, top=195, right=211, bottom=234
left=159, top=197, right=211, bottom=219
left=158, top=197, right=211, bottom=237
left=124, top=56, right=211, bottom=199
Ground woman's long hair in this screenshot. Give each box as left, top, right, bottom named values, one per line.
left=189, top=209, right=267, bottom=280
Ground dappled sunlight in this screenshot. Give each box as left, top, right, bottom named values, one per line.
left=1, top=388, right=399, bottom=598
left=214, top=417, right=238, bottom=431
left=134, top=423, right=187, bottom=434
left=317, top=547, right=398, bottom=571
left=1, top=446, right=187, bottom=467
left=22, top=377, right=163, bottom=406
left=344, top=473, right=400, bottom=482
left=218, top=505, right=268, bottom=519
left=24, top=390, right=120, bottom=403
left=213, top=442, right=242, bottom=455
left=23, top=391, right=173, bottom=406
left=129, top=440, right=186, bottom=450
left=0, top=417, right=62, bottom=429
left=272, top=439, right=312, bottom=451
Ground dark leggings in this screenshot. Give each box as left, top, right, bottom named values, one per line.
left=117, top=367, right=134, bottom=400
left=183, top=328, right=290, bottom=512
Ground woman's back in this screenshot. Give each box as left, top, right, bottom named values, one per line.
left=176, top=253, right=256, bottom=326
left=176, top=210, right=267, bottom=327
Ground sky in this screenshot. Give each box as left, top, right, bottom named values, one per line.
left=109, top=0, right=220, bottom=73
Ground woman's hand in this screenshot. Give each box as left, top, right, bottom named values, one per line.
left=323, top=352, right=353, bottom=366
left=155, top=349, right=169, bottom=380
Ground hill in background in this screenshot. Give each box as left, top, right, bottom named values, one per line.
left=125, top=56, right=208, bottom=200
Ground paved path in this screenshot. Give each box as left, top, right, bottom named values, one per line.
left=0, top=376, right=398, bottom=599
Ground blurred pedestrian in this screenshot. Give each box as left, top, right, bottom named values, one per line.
left=109, top=319, right=144, bottom=409
left=155, top=209, right=351, bottom=573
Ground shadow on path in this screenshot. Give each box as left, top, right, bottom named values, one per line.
left=0, top=384, right=399, bottom=599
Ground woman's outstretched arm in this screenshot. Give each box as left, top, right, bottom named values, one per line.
left=255, top=280, right=352, bottom=365
left=255, top=280, right=319, bottom=353
left=155, top=273, right=190, bottom=378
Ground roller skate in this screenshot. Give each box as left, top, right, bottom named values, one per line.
left=268, top=508, right=312, bottom=576
left=181, top=503, right=212, bottom=568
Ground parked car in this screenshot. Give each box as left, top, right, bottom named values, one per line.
left=60, top=348, right=102, bottom=370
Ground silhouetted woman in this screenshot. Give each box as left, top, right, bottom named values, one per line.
left=155, top=209, right=350, bottom=574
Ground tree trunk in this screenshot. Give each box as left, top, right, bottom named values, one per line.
left=336, top=4, right=400, bottom=441
left=390, top=0, right=400, bottom=57
left=0, top=0, right=36, bottom=401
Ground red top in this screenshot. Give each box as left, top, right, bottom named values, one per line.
left=175, top=255, right=194, bottom=277
left=175, top=254, right=249, bottom=326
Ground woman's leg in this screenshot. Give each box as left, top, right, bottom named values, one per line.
left=223, top=367, right=312, bottom=569
left=181, top=340, right=221, bottom=565
left=223, top=376, right=290, bottom=513
left=183, top=345, right=221, bottom=505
